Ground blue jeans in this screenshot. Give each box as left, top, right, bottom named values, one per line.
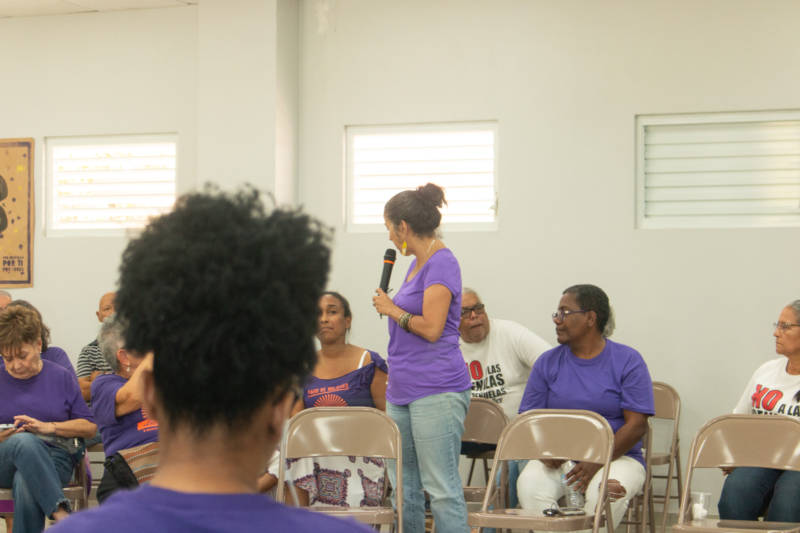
left=0, top=432, right=75, bottom=533
left=388, top=390, right=470, bottom=533
left=718, top=467, right=800, bottom=522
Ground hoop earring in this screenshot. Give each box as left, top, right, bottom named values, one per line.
left=401, top=241, right=408, bottom=256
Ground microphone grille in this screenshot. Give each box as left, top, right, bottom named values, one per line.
left=384, top=248, right=396, bottom=260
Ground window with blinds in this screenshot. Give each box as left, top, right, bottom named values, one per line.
left=46, top=134, right=177, bottom=235
left=346, top=122, right=498, bottom=232
left=637, top=111, right=800, bottom=229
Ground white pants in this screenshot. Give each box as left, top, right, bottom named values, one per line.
left=517, top=456, right=645, bottom=532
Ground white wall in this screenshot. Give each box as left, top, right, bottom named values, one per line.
left=0, top=7, right=198, bottom=360
left=196, top=0, right=276, bottom=191
left=297, top=0, right=800, bottom=504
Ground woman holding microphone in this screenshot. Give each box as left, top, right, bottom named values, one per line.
left=373, top=183, right=471, bottom=533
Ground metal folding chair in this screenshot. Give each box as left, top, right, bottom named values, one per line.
left=672, top=414, right=800, bottom=533
left=468, top=409, right=615, bottom=533
left=276, top=406, right=403, bottom=533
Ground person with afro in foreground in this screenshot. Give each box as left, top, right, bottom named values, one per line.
left=51, top=186, right=373, bottom=533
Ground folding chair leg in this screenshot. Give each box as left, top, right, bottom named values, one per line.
left=482, top=458, right=490, bottom=485
left=605, top=499, right=616, bottom=533
left=467, top=457, right=476, bottom=485
left=659, top=455, right=675, bottom=533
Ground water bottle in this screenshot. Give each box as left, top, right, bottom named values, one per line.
left=561, top=460, right=585, bottom=508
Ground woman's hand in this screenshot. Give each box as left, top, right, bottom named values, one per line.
left=13, top=415, right=54, bottom=435
left=565, top=461, right=602, bottom=493
left=372, top=289, right=397, bottom=317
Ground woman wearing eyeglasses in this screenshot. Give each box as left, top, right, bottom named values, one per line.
left=516, top=284, right=654, bottom=530
left=372, top=183, right=471, bottom=533
left=717, top=300, right=800, bottom=522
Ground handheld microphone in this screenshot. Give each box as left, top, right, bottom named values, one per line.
left=379, top=249, right=396, bottom=293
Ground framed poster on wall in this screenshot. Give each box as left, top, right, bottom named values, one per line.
left=0, top=138, right=34, bottom=287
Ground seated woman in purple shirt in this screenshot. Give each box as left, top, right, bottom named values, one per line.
left=3, top=300, right=76, bottom=378
left=517, top=284, right=654, bottom=530
left=91, top=315, right=158, bottom=504
left=0, top=305, right=96, bottom=533
left=275, top=292, right=388, bottom=507
left=373, top=184, right=472, bottom=533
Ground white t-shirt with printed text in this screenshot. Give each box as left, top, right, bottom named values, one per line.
left=460, top=318, right=552, bottom=420
left=733, top=357, right=800, bottom=418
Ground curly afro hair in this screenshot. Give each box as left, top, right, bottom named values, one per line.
left=115, top=185, right=331, bottom=434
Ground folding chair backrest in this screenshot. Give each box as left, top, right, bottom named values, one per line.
left=497, top=409, right=614, bottom=464
left=653, top=381, right=680, bottom=421
left=277, top=407, right=403, bottom=531
left=677, top=414, right=800, bottom=528
left=283, top=406, right=400, bottom=460
left=462, top=397, right=508, bottom=445
left=689, top=414, right=800, bottom=470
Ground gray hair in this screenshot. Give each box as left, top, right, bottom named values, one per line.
left=0, top=290, right=11, bottom=299
left=789, top=300, right=800, bottom=322
left=98, top=315, right=125, bottom=372
left=603, top=305, right=616, bottom=338
left=463, top=287, right=481, bottom=301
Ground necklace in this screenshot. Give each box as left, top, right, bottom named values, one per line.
left=426, top=239, right=437, bottom=254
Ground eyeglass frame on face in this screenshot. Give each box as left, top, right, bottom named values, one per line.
left=774, top=322, right=800, bottom=333
left=552, top=309, right=589, bottom=322
left=461, top=303, right=486, bottom=318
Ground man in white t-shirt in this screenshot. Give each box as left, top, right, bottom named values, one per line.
left=460, top=288, right=552, bottom=420
left=459, top=288, right=552, bottom=508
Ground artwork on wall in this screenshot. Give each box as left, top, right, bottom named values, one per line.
left=0, top=138, right=34, bottom=287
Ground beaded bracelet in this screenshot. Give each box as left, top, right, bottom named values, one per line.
left=399, top=312, right=412, bottom=331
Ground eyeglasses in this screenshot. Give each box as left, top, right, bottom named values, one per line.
left=461, top=303, right=486, bottom=317
left=774, top=322, right=800, bottom=332
left=552, top=309, right=588, bottom=322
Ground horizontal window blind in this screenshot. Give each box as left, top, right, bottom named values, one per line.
left=47, top=135, right=177, bottom=233
left=637, top=112, right=800, bottom=228
left=347, top=123, right=497, bottom=231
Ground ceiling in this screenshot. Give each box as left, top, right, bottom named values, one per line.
left=0, top=0, right=197, bottom=18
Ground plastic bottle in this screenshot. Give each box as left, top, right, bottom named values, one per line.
left=561, top=460, right=585, bottom=508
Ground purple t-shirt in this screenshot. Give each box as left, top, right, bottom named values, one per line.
left=518, top=339, right=654, bottom=466
left=91, top=373, right=159, bottom=457
left=42, top=346, right=77, bottom=377
left=303, top=351, right=388, bottom=408
left=386, top=248, right=471, bottom=405
left=0, top=360, right=93, bottom=425
left=49, top=484, right=375, bottom=533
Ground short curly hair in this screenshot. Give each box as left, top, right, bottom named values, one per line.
left=563, top=284, right=611, bottom=336
left=0, top=305, right=42, bottom=353
left=115, top=185, right=331, bottom=434
left=9, top=300, right=51, bottom=351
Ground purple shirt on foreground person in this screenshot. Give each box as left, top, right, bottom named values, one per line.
left=42, top=346, right=77, bottom=377
left=386, top=248, right=471, bottom=405
left=91, top=373, right=159, bottom=457
left=0, top=360, right=92, bottom=425
left=518, top=339, right=654, bottom=466
left=49, top=484, right=375, bottom=533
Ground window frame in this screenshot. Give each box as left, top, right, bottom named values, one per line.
left=45, top=133, right=178, bottom=237
left=344, top=121, right=499, bottom=233
left=635, top=109, right=800, bottom=230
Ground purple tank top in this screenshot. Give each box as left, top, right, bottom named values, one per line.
left=303, top=350, right=388, bottom=408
